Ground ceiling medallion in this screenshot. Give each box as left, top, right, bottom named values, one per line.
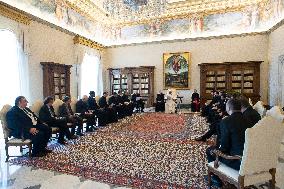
left=103, top=0, right=167, bottom=21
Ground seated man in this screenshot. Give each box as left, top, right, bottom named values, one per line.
left=207, top=99, right=250, bottom=169
left=99, top=92, right=118, bottom=124
left=155, top=91, right=165, bottom=112
left=240, top=97, right=261, bottom=128
left=131, top=93, right=145, bottom=112
left=109, top=92, right=126, bottom=119
left=59, top=96, right=83, bottom=136
left=206, top=99, right=251, bottom=186
left=191, top=89, right=200, bottom=112
left=6, top=96, right=52, bottom=157
left=39, top=96, right=74, bottom=144
left=76, top=95, right=97, bottom=132
left=122, top=91, right=134, bottom=116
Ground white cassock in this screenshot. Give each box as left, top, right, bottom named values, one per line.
left=165, top=94, right=176, bottom=113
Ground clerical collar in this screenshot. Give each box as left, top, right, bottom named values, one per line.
left=18, top=106, right=25, bottom=110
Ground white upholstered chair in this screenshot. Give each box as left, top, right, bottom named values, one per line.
left=266, top=106, right=284, bottom=123
left=207, top=116, right=284, bottom=189
left=70, top=97, right=77, bottom=113
left=248, top=98, right=253, bottom=107
left=95, top=95, right=100, bottom=104
left=30, top=100, right=61, bottom=137
left=52, top=99, right=64, bottom=116
left=253, top=101, right=266, bottom=118
left=0, top=105, right=32, bottom=162
left=30, top=100, right=43, bottom=117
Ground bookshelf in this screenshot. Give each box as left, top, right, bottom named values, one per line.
left=41, top=62, right=72, bottom=100
left=199, top=61, right=262, bottom=105
left=108, top=66, right=155, bottom=107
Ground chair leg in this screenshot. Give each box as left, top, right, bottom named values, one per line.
left=269, top=168, right=276, bottom=189
left=28, top=144, right=32, bottom=158
left=238, top=175, right=245, bottom=189
left=208, top=169, right=212, bottom=188
left=5, top=144, right=9, bottom=162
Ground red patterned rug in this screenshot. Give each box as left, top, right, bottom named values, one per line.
left=11, top=113, right=215, bottom=188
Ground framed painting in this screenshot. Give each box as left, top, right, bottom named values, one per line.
left=163, top=52, right=190, bottom=89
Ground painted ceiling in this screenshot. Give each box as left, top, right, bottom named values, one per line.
left=1, top=0, right=284, bottom=46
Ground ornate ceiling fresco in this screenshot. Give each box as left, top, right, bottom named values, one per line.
left=1, top=0, right=284, bottom=46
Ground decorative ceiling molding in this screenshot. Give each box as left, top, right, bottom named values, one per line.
left=73, top=35, right=106, bottom=51
left=0, top=3, right=31, bottom=25
left=65, top=0, right=265, bottom=26
left=66, top=0, right=111, bottom=24
left=108, top=31, right=268, bottom=48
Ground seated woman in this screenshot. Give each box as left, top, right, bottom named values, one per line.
left=191, top=89, right=200, bottom=112
left=165, top=89, right=177, bottom=114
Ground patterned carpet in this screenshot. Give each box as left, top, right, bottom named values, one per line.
left=10, top=113, right=274, bottom=189
left=11, top=113, right=214, bottom=188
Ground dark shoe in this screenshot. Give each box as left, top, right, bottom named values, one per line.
left=32, top=152, right=47, bottom=157
left=195, top=136, right=207, bottom=142
left=58, top=139, right=67, bottom=145
left=44, top=148, right=53, bottom=153
left=68, top=135, right=78, bottom=140
left=204, top=175, right=222, bottom=188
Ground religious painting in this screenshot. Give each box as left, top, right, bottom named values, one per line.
left=163, top=52, right=190, bottom=89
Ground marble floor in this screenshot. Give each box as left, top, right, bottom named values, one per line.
left=0, top=113, right=284, bottom=189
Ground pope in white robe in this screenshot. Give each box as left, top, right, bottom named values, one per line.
left=165, top=89, right=177, bottom=113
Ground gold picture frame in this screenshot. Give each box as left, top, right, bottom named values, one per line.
left=163, top=52, right=191, bottom=89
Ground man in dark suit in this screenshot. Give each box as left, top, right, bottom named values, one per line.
left=76, top=95, right=96, bottom=132
left=6, top=96, right=52, bottom=157
left=99, top=92, right=118, bottom=123
left=240, top=97, right=261, bottom=128
left=109, top=92, right=125, bottom=119
left=59, top=96, right=83, bottom=136
left=39, top=96, right=74, bottom=144
left=132, top=93, right=145, bottom=112
left=122, top=91, right=134, bottom=116
left=206, top=98, right=251, bottom=170
left=155, top=91, right=165, bottom=112
left=88, top=91, right=98, bottom=110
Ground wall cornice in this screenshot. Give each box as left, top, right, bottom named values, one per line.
left=0, top=3, right=31, bottom=25
left=73, top=35, right=106, bottom=51
left=108, top=31, right=268, bottom=48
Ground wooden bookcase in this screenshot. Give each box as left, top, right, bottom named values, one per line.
left=199, top=61, right=262, bottom=105
left=41, top=62, right=72, bottom=100
left=108, top=66, right=155, bottom=107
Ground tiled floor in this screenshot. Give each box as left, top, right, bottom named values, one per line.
left=0, top=112, right=284, bottom=189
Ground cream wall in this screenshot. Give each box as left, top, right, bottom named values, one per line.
left=0, top=15, right=104, bottom=104
left=106, top=35, right=269, bottom=104
left=27, top=21, right=77, bottom=102
left=0, top=13, right=272, bottom=105
left=268, top=24, right=284, bottom=106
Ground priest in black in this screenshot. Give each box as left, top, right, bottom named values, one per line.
left=76, top=95, right=97, bottom=132
left=6, top=96, right=52, bottom=157
left=39, top=96, right=74, bottom=144
left=122, top=91, right=134, bottom=116
left=109, top=92, right=125, bottom=119
left=59, top=96, right=83, bottom=136
left=131, top=93, right=145, bottom=112
left=98, top=92, right=118, bottom=124
left=240, top=97, right=261, bottom=127
left=155, top=91, right=165, bottom=112
left=206, top=98, right=251, bottom=170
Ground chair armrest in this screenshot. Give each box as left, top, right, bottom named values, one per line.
left=212, top=149, right=242, bottom=168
